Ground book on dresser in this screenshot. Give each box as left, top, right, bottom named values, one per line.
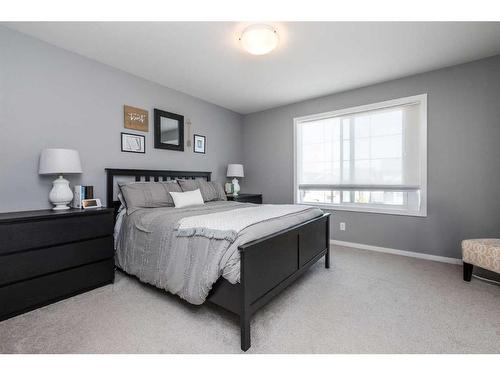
left=0, top=207, right=115, bottom=321
left=73, top=185, right=94, bottom=208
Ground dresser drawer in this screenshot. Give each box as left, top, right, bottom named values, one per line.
left=0, top=258, right=114, bottom=321
left=0, top=212, right=114, bottom=255
left=0, top=236, right=114, bottom=286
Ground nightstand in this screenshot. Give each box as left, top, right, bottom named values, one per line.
left=0, top=207, right=115, bottom=321
left=226, top=193, right=263, bottom=204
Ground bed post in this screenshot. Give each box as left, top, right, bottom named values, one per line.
left=106, top=170, right=114, bottom=210
left=240, top=249, right=251, bottom=351
left=325, top=213, right=330, bottom=269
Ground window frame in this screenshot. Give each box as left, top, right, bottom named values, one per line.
left=293, top=94, right=427, bottom=217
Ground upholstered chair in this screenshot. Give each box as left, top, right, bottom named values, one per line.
left=462, top=239, right=500, bottom=281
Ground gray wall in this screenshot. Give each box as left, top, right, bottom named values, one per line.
left=0, top=27, right=243, bottom=212
left=3, top=25, right=500, bottom=261
left=243, top=55, right=500, bottom=259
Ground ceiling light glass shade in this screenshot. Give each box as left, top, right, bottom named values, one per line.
left=240, top=24, right=279, bottom=55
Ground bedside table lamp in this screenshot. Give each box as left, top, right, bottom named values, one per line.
left=227, top=164, right=244, bottom=196
left=39, top=148, right=82, bottom=210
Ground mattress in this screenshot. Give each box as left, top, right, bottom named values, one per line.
left=114, top=201, right=323, bottom=304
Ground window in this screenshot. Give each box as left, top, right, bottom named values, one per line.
left=294, top=94, right=427, bottom=216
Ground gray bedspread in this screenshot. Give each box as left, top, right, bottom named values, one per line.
left=115, top=201, right=323, bottom=304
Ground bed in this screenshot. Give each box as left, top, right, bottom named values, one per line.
left=106, top=168, right=330, bottom=351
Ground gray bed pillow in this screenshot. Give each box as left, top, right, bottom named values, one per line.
left=119, top=181, right=182, bottom=214
left=178, top=180, right=227, bottom=202
left=211, top=181, right=227, bottom=201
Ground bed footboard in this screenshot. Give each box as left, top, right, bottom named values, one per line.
left=208, top=212, right=331, bottom=351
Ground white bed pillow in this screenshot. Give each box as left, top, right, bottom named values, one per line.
left=169, top=189, right=205, bottom=208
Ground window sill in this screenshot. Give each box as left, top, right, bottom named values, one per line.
left=296, top=202, right=427, bottom=217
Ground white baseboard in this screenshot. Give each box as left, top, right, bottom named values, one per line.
left=330, top=239, right=462, bottom=265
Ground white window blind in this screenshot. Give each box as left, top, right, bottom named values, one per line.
left=294, top=94, right=427, bottom=216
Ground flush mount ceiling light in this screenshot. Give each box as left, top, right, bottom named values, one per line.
left=239, top=24, right=279, bottom=56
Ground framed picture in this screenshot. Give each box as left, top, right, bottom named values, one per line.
left=154, top=108, right=184, bottom=152
left=124, top=105, right=149, bottom=132
left=121, top=132, right=145, bottom=154
left=193, top=134, right=206, bottom=154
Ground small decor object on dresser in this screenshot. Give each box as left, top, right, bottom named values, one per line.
left=193, top=134, right=206, bottom=154
left=39, top=148, right=83, bottom=210
left=121, top=132, right=145, bottom=153
left=124, top=105, right=148, bottom=132
left=82, top=198, right=102, bottom=209
left=73, top=185, right=94, bottom=208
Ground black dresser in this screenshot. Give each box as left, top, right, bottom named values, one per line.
left=226, top=193, right=263, bottom=204
left=0, top=207, right=115, bottom=321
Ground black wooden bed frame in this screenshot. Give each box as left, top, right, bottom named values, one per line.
left=106, top=168, right=330, bottom=351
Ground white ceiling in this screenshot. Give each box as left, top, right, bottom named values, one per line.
left=5, top=22, right=500, bottom=114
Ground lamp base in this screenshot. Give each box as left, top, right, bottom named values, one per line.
left=232, top=178, right=240, bottom=196
left=49, top=175, right=73, bottom=210
left=52, top=204, right=71, bottom=211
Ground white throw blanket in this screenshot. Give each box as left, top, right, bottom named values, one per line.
left=176, top=204, right=313, bottom=240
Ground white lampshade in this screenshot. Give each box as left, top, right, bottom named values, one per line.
left=39, top=148, right=83, bottom=175
left=227, top=164, right=244, bottom=178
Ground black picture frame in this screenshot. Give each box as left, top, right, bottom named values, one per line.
left=193, top=134, right=206, bottom=154
left=121, top=132, right=146, bottom=154
left=154, top=108, right=184, bottom=151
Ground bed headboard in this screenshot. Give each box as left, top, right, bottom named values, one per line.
left=105, top=168, right=212, bottom=214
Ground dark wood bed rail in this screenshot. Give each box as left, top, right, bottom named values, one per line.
left=105, top=168, right=331, bottom=351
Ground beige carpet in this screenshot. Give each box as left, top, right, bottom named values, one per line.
left=1, top=245, right=499, bottom=354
